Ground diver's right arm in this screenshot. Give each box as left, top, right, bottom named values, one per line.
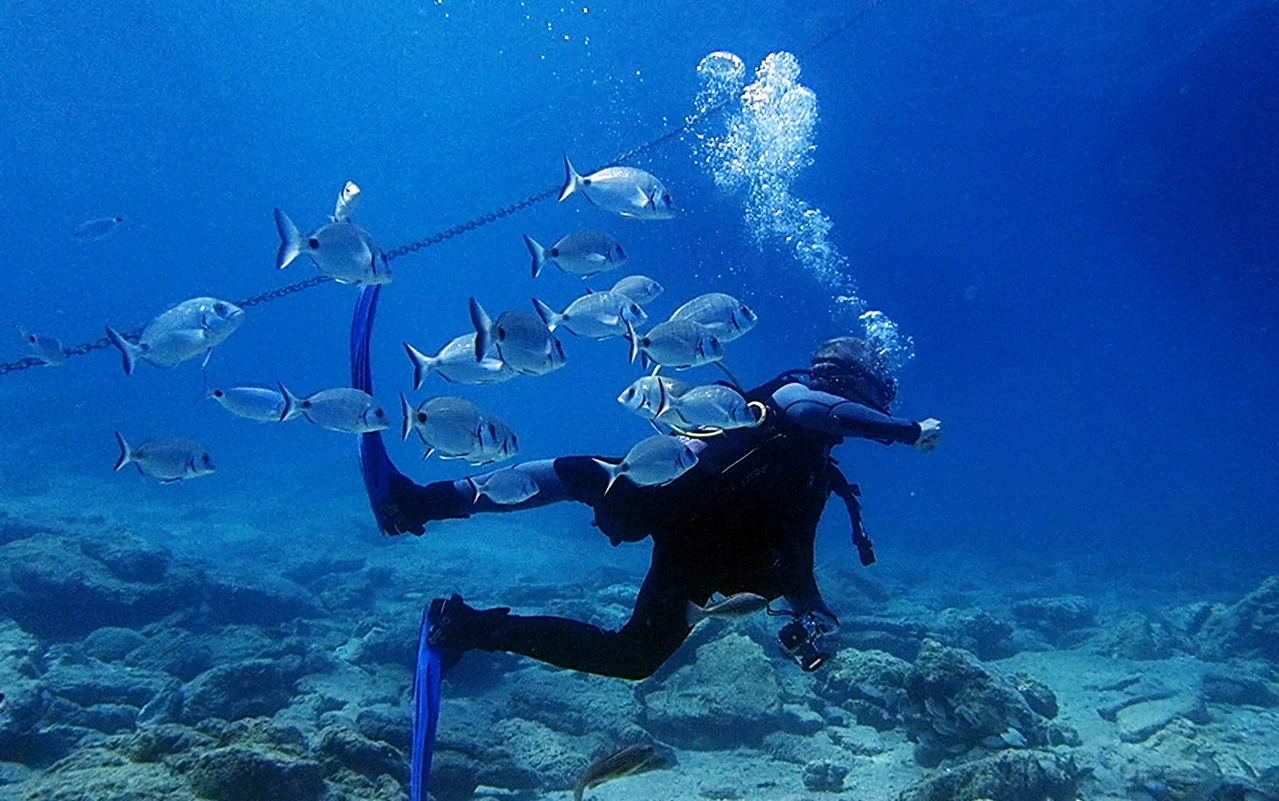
left=772, top=382, right=937, bottom=445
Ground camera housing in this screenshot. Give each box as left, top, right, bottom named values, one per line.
left=777, top=615, right=831, bottom=671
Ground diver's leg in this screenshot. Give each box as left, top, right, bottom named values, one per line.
left=432, top=552, right=698, bottom=680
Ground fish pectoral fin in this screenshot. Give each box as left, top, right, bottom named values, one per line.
left=160, top=477, right=183, bottom=485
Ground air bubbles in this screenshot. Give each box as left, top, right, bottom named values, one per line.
left=695, top=51, right=746, bottom=116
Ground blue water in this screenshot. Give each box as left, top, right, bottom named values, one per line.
left=1, top=0, right=1276, bottom=593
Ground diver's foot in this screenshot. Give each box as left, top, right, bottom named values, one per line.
left=427, top=594, right=510, bottom=673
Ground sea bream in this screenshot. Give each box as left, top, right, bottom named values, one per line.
left=466, top=467, right=539, bottom=505
left=616, top=374, right=692, bottom=421
left=400, top=394, right=518, bottom=465
left=609, top=274, right=664, bottom=306
left=403, top=334, right=516, bottom=389
left=657, top=384, right=760, bottom=430
left=113, top=433, right=216, bottom=483
left=625, top=318, right=724, bottom=370
left=279, top=385, right=389, bottom=433
left=685, top=592, right=770, bottom=625
left=469, top=298, right=566, bottom=377
left=668, top=292, right=758, bottom=343
left=74, top=216, right=125, bottom=242
left=524, top=229, right=626, bottom=278
left=532, top=292, right=646, bottom=339
left=593, top=434, right=700, bottom=493
left=17, top=328, right=65, bottom=366
left=274, top=208, right=391, bottom=285
left=559, top=155, right=675, bottom=220
left=207, top=384, right=299, bottom=423
left=106, top=297, right=245, bottom=375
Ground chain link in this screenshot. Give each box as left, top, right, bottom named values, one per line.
left=0, top=7, right=871, bottom=379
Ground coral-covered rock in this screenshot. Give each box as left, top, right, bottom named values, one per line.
left=202, top=571, right=322, bottom=625
left=1093, top=612, right=1179, bottom=660
left=186, top=745, right=325, bottom=801
left=897, top=749, right=1078, bottom=801
left=507, top=666, right=641, bottom=738
left=1011, top=596, right=1097, bottom=643
left=814, top=649, right=910, bottom=731
left=315, top=725, right=405, bottom=781
left=80, top=535, right=172, bottom=584
left=642, top=633, right=783, bottom=749
left=1195, top=575, right=1279, bottom=662
left=83, top=626, right=149, bottom=662
left=802, top=759, right=849, bottom=792
left=181, top=658, right=304, bottom=723
left=931, top=607, right=1015, bottom=660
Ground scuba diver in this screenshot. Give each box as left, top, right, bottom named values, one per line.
left=353, top=288, right=943, bottom=680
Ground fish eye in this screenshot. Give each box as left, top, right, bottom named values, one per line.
left=26, top=334, right=36, bottom=343
left=550, top=248, right=559, bottom=257
left=214, top=303, right=227, bottom=313
left=663, top=194, right=672, bottom=205
left=510, top=434, right=519, bottom=449
left=201, top=454, right=213, bottom=466
left=308, top=237, right=320, bottom=249
left=623, top=389, right=635, bottom=400
left=496, top=326, right=507, bottom=340
left=416, top=412, right=427, bottom=423
left=375, top=409, right=386, bottom=418
left=212, top=389, right=224, bottom=397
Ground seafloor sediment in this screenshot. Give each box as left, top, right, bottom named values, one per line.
left=1, top=491, right=1277, bottom=801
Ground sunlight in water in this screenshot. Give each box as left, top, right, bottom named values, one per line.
left=694, top=50, right=914, bottom=369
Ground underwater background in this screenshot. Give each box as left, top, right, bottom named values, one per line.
left=1, top=0, right=1277, bottom=799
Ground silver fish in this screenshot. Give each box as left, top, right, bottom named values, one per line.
left=524, top=229, right=627, bottom=278
left=403, top=334, right=516, bottom=389
left=532, top=292, right=646, bottom=339
left=17, top=328, right=65, bottom=366
left=668, top=293, right=758, bottom=343
left=466, top=467, right=538, bottom=505
left=593, top=435, right=699, bottom=493
left=400, top=394, right=517, bottom=465
left=609, top=275, right=664, bottom=306
left=332, top=181, right=361, bottom=223
left=274, top=208, right=391, bottom=285
left=280, top=385, right=389, bottom=434
left=113, top=433, right=216, bottom=483
left=625, top=319, right=724, bottom=370
left=559, top=155, right=675, bottom=220
left=573, top=744, right=664, bottom=801
left=106, top=297, right=245, bottom=375
left=470, top=298, right=566, bottom=377
left=207, top=384, right=298, bottom=423
left=685, top=592, right=770, bottom=625
left=617, top=375, right=692, bottom=421
left=658, top=384, right=759, bottom=430
left=74, top=216, right=125, bottom=242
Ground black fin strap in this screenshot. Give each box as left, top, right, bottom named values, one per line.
left=829, top=464, right=875, bottom=566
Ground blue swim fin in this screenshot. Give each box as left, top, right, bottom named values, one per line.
left=410, top=606, right=442, bottom=801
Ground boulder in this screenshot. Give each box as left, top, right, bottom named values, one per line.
left=186, top=745, right=325, bottom=801
left=1011, top=596, right=1097, bottom=643
left=931, top=607, right=1015, bottom=660
left=814, top=649, right=910, bottom=731
left=1195, top=575, right=1279, bottom=662
left=897, top=749, right=1078, bottom=801
left=181, top=658, right=304, bottom=723
left=507, top=666, right=641, bottom=738
left=315, top=725, right=405, bottom=781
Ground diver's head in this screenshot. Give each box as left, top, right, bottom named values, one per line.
left=810, top=336, right=897, bottom=414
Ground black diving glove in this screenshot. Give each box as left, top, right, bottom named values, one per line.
left=375, top=477, right=473, bottom=536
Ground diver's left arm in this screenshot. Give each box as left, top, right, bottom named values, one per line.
left=772, top=383, right=942, bottom=448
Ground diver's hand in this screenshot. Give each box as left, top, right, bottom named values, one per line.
left=374, top=501, right=425, bottom=537
left=913, top=418, right=943, bottom=452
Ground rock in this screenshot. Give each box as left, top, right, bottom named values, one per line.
left=899, top=640, right=1061, bottom=764
left=932, top=607, right=1015, bottom=660
left=1200, top=671, right=1278, bottom=707
left=897, top=749, right=1078, bottom=801
left=355, top=706, right=411, bottom=752
left=642, top=633, right=783, bottom=749
left=1011, top=595, right=1097, bottom=642
left=814, top=649, right=910, bottom=731
left=42, top=660, right=174, bottom=709
left=485, top=717, right=588, bottom=791
left=315, top=725, right=405, bottom=781
left=1196, top=575, right=1279, bottom=662
left=1094, top=612, right=1178, bottom=660
left=782, top=703, right=825, bottom=735
left=124, top=628, right=215, bottom=681
left=80, top=535, right=172, bottom=583
left=801, top=760, right=849, bottom=792
left=430, top=749, right=480, bottom=801
left=83, top=626, right=149, bottom=662
left=507, top=666, right=641, bottom=738
left=123, top=723, right=217, bottom=762
left=1011, top=674, right=1058, bottom=719
left=186, top=745, right=325, bottom=801
left=181, top=658, right=304, bottom=723
left=202, top=571, right=322, bottom=625
left=42, top=698, right=140, bottom=734
left=1115, top=693, right=1208, bottom=743
left=0, top=511, right=54, bottom=546
left=700, top=782, right=745, bottom=799
left=0, top=536, right=201, bottom=639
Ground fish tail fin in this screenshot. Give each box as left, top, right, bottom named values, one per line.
left=531, top=297, right=560, bottom=332
left=685, top=600, right=707, bottom=627
left=656, top=378, right=673, bottom=418
left=465, top=477, right=482, bottom=504
left=113, top=432, right=132, bottom=471
left=400, top=392, right=415, bottom=442
left=558, top=153, right=582, bottom=202
left=277, top=381, right=303, bottom=423
left=468, top=298, right=492, bottom=362
left=104, top=326, right=141, bottom=376
left=593, top=458, right=621, bottom=495
left=273, top=208, right=304, bottom=270
left=524, top=234, right=547, bottom=278
left=404, top=342, right=434, bottom=391
left=624, top=318, right=639, bottom=364
left=573, top=782, right=586, bottom=801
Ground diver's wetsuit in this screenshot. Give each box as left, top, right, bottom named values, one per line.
left=352, top=287, right=922, bottom=679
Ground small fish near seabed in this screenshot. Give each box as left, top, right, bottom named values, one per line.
left=617, top=375, right=692, bottom=421
left=16, top=328, right=66, bottom=366
left=207, top=384, right=299, bottom=423
left=274, top=208, right=392, bottom=285
left=668, top=292, right=758, bottom=344
left=573, top=743, right=671, bottom=801
left=466, top=467, right=539, bottom=505
left=470, top=298, right=566, bottom=377
left=559, top=155, right=675, bottom=220
left=400, top=394, right=518, bottom=465
left=685, top=592, right=770, bottom=626
left=594, top=434, right=699, bottom=494
left=610, top=274, right=664, bottom=306
left=279, top=385, right=389, bottom=433
left=114, top=433, right=216, bottom=483
left=73, top=216, right=126, bottom=242
left=525, top=229, right=627, bottom=278
left=532, top=292, right=646, bottom=339
left=106, top=297, right=245, bottom=375
left=403, top=334, right=516, bottom=390
left=625, top=319, right=724, bottom=370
